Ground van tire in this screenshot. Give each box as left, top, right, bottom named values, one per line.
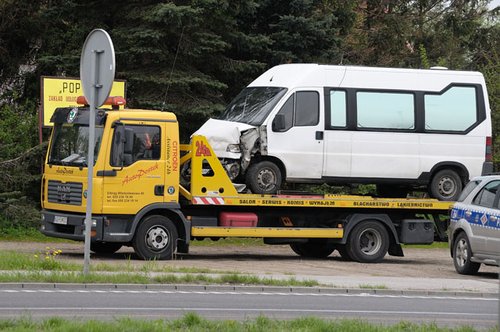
left=90, top=242, right=122, bottom=255
left=246, top=161, right=282, bottom=194
left=290, top=241, right=336, bottom=258
left=429, top=169, right=462, bottom=201
left=346, top=221, right=389, bottom=263
left=453, top=232, right=480, bottom=275
left=133, top=215, right=178, bottom=260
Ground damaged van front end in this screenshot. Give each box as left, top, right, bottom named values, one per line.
left=193, top=118, right=264, bottom=182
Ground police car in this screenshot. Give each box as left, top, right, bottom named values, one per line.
left=449, top=175, right=500, bottom=275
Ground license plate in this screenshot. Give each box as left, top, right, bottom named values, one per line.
left=53, top=216, right=68, bottom=225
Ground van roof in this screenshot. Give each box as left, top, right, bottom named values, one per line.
left=248, top=64, right=485, bottom=92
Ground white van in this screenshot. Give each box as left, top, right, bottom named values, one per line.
left=194, top=64, right=492, bottom=200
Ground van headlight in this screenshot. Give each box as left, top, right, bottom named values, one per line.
left=226, top=144, right=241, bottom=153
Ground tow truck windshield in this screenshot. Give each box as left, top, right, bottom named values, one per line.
left=219, top=87, right=287, bottom=126
left=48, top=124, right=103, bottom=167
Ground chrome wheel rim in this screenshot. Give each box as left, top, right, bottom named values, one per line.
left=438, top=176, right=456, bottom=197
left=359, top=228, right=382, bottom=256
left=145, top=226, right=169, bottom=251
left=455, top=238, right=468, bottom=267
left=257, top=168, right=276, bottom=191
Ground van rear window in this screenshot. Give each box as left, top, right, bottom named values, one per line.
left=425, top=86, right=477, bottom=131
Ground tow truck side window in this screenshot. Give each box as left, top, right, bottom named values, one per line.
left=472, top=180, right=500, bottom=208
left=111, top=125, right=161, bottom=167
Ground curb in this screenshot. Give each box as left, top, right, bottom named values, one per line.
left=0, top=282, right=496, bottom=299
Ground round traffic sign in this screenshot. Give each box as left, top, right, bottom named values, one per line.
left=80, top=29, right=115, bottom=108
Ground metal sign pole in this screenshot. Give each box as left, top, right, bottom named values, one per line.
left=83, top=49, right=102, bottom=275
left=80, top=29, right=115, bottom=276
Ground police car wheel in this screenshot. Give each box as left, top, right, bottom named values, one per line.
left=453, top=232, right=480, bottom=275
left=133, top=215, right=178, bottom=260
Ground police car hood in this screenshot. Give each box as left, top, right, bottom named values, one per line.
left=192, top=118, right=256, bottom=158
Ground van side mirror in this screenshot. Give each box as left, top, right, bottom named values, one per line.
left=273, top=114, right=286, bottom=132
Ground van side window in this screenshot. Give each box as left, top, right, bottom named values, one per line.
left=276, top=95, right=294, bottom=131
left=111, top=125, right=161, bottom=167
left=329, top=90, right=346, bottom=127
left=357, top=92, right=414, bottom=130
left=424, top=86, right=477, bottom=132
left=295, top=91, right=319, bottom=126
left=472, top=180, right=500, bottom=208
left=274, top=91, right=319, bottom=131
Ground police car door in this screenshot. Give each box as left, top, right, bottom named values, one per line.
left=469, top=179, right=500, bottom=256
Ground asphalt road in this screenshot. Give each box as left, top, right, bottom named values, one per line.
left=0, top=285, right=497, bottom=329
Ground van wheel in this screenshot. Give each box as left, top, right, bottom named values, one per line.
left=453, top=232, right=480, bottom=275
left=133, top=215, right=178, bottom=260
left=90, top=242, right=122, bottom=255
left=429, top=169, right=462, bottom=201
left=290, top=241, right=336, bottom=258
left=246, top=161, right=282, bottom=194
left=346, top=221, right=389, bottom=263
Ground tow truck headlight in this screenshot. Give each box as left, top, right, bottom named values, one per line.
left=226, top=144, right=241, bottom=153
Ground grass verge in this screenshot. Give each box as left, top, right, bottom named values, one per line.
left=0, top=251, right=319, bottom=287
left=0, top=314, right=488, bottom=332
left=0, top=271, right=319, bottom=287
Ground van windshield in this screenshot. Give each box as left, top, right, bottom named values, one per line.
left=219, top=87, right=287, bottom=126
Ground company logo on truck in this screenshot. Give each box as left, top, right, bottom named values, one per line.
left=195, top=141, right=211, bottom=157
left=122, top=163, right=159, bottom=185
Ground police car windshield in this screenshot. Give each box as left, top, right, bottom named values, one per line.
left=458, top=180, right=481, bottom=202
left=219, top=87, right=287, bottom=126
left=48, top=124, right=104, bottom=167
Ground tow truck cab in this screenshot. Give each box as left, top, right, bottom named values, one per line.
left=41, top=101, right=188, bottom=252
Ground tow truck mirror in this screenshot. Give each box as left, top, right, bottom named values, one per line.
left=124, top=128, right=134, bottom=161
left=111, top=123, right=125, bottom=167
left=111, top=123, right=135, bottom=167
left=273, top=114, right=286, bottom=132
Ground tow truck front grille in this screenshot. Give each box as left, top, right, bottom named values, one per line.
left=47, top=180, right=83, bottom=205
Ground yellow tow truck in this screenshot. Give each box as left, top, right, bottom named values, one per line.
left=41, top=98, right=452, bottom=262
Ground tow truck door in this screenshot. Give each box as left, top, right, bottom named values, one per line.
left=101, top=120, right=166, bottom=215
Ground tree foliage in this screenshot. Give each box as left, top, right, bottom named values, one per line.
left=0, top=0, right=498, bottom=228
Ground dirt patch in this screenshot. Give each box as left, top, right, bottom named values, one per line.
left=1, top=240, right=497, bottom=281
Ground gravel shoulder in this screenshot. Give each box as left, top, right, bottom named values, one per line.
left=1, top=241, right=498, bottom=293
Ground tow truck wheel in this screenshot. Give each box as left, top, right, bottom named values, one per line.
left=346, top=221, right=389, bottom=263
left=133, top=215, right=178, bottom=260
left=290, top=241, right=336, bottom=258
left=246, top=161, right=282, bottom=194
left=336, top=244, right=353, bottom=261
left=453, top=232, right=480, bottom=275
left=90, top=242, right=122, bottom=255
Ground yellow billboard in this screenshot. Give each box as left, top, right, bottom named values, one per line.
left=40, top=76, right=126, bottom=127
